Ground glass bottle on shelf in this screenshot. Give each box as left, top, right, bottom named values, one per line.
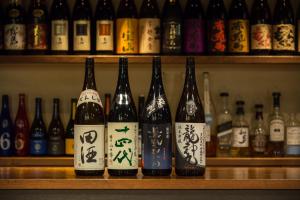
left=65, top=98, right=77, bottom=156
left=138, top=95, right=145, bottom=157
left=0, top=6, right=3, bottom=53
left=104, top=93, right=111, bottom=157
left=298, top=4, right=300, bottom=54
left=285, top=113, right=300, bottom=156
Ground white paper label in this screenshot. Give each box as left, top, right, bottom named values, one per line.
left=273, top=24, right=295, bottom=51
left=96, top=20, right=114, bottom=51
left=287, top=127, right=300, bottom=145
left=51, top=20, right=68, bottom=51
left=175, top=123, right=206, bottom=166
left=77, top=89, right=103, bottom=107
left=107, top=122, right=138, bottom=170
left=139, top=18, right=160, bottom=54
left=74, top=125, right=105, bottom=170
left=232, top=127, right=249, bottom=147
left=270, top=119, right=285, bottom=142
left=73, top=20, right=90, bottom=51
left=4, top=24, right=26, bottom=50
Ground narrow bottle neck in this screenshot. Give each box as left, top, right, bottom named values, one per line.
left=184, top=64, right=197, bottom=89
left=70, top=100, right=76, bottom=120
left=150, top=61, right=164, bottom=95
left=1, top=98, right=9, bottom=114
left=35, top=100, right=42, bottom=119
left=17, top=95, right=26, bottom=115
left=221, top=96, right=229, bottom=112
left=236, top=107, right=244, bottom=116
left=255, top=112, right=263, bottom=120
left=52, top=101, right=60, bottom=120
left=83, top=65, right=97, bottom=90
left=117, top=63, right=130, bottom=92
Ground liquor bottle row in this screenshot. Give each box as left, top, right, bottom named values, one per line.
left=1, top=0, right=300, bottom=55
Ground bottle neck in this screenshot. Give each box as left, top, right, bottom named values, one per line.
left=83, top=64, right=97, bottom=90
left=117, top=62, right=130, bottom=93
left=52, top=101, right=60, bottom=120
left=236, top=107, right=244, bottom=116
left=35, top=100, right=42, bottom=119
left=150, top=60, right=164, bottom=95
left=17, top=95, right=26, bottom=115
left=221, top=96, right=229, bottom=112
left=1, top=98, right=9, bottom=114
left=256, top=111, right=263, bottom=120
left=70, top=100, right=76, bottom=120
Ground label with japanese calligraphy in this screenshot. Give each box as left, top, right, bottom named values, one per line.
left=74, top=125, right=105, bottom=170
left=270, top=119, right=285, bottom=142
left=142, top=123, right=172, bottom=170
left=175, top=123, right=206, bottom=168
left=77, top=89, right=103, bottom=108
left=183, top=19, right=205, bottom=53
left=273, top=24, right=295, bottom=51
left=107, top=122, right=138, bottom=170
left=27, top=24, right=48, bottom=50
left=232, top=127, right=249, bottom=147
left=139, top=18, right=160, bottom=54
left=251, top=24, right=272, bottom=50
left=208, top=20, right=226, bottom=53
left=73, top=20, right=91, bottom=51
left=229, top=19, right=249, bottom=53
left=287, top=127, right=300, bottom=145
left=162, top=20, right=182, bottom=53
left=51, top=20, right=69, bottom=51
left=116, top=18, right=138, bottom=54
left=4, top=24, right=26, bottom=50
left=96, top=20, right=114, bottom=51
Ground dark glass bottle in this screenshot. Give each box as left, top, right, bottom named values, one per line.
left=14, top=94, right=30, bottom=156
left=116, top=0, right=138, bottom=54
left=74, top=58, right=105, bottom=176
left=273, top=0, right=295, bottom=55
left=108, top=58, right=138, bottom=176
left=142, top=57, right=172, bottom=176
left=0, top=6, right=3, bottom=53
left=250, top=0, right=272, bottom=55
left=104, top=93, right=111, bottom=156
left=297, top=4, right=300, bottom=53
left=30, top=98, right=47, bottom=156
left=27, top=0, right=49, bottom=55
left=139, top=0, right=161, bottom=54
left=95, top=0, right=115, bottom=54
left=183, top=0, right=205, bottom=54
left=207, top=0, right=227, bottom=54
left=65, top=98, right=77, bottom=156
left=138, top=95, right=145, bottom=157
left=175, top=57, right=205, bottom=176
left=162, top=0, right=183, bottom=54
left=50, top=0, right=70, bottom=54
left=0, top=95, right=14, bottom=156
left=48, top=98, right=65, bottom=156
left=228, top=0, right=250, bottom=55
left=4, top=0, right=26, bottom=54
left=72, top=0, right=92, bottom=55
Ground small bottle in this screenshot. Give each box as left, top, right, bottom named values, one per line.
left=285, top=114, right=300, bottom=156
left=231, top=101, right=249, bottom=157
left=65, top=98, right=77, bottom=156
left=138, top=95, right=145, bottom=157
left=104, top=93, right=111, bottom=156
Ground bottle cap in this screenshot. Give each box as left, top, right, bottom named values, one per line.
left=236, top=100, right=245, bottom=105
left=220, top=92, right=229, bottom=97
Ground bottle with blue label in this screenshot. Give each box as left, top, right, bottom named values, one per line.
left=0, top=95, right=14, bottom=156
left=285, top=113, right=300, bottom=156
left=30, top=98, right=47, bottom=156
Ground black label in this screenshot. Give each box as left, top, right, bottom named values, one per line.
left=162, top=20, right=182, bottom=53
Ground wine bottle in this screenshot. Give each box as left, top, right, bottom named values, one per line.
left=175, top=57, right=205, bottom=176
left=162, top=0, right=183, bottom=54
left=108, top=58, right=138, bottom=176
left=50, top=0, right=70, bottom=54
left=72, top=0, right=92, bottom=55
left=65, top=98, right=77, bottom=156
left=116, top=0, right=138, bottom=54
left=285, top=113, right=300, bottom=156
left=104, top=93, right=111, bottom=156
left=30, top=97, right=47, bottom=156
left=95, top=0, right=115, bottom=54
left=0, top=95, right=14, bottom=156
left=183, top=0, right=205, bottom=54
left=4, top=0, right=26, bottom=54
left=273, top=0, right=295, bottom=55
left=138, top=95, right=145, bottom=157
left=250, top=0, right=272, bottom=55
left=142, top=57, right=172, bottom=176
left=14, top=94, right=30, bottom=156
left=139, top=0, right=161, bottom=54
left=207, top=0, right=227, bottom=54
left=228, top=0, right=250, bottom=54
left=27, top=0, right=49, bottom=55
left=74, top=58, right=105, bottom=176
left=48, top=98, right=65, bottom=156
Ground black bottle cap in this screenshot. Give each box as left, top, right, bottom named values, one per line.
left=272, top=92, right=281, bottom=97
left=236, top=100, right=245, bottom=105
left=53, top=98, right=59, bottom=104
left=255, top=104, right=263, bottom=109
left=220, top=92, right=229, bottom=97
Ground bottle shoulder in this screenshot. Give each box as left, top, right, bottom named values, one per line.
left=75, top=103, right=105, bottom=124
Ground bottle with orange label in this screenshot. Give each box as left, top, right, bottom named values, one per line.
left=116, top=0, right=138, bottom=54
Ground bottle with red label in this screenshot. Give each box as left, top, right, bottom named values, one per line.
left=14, top=94, right=30, bottom=156
left=27, top=0, right=49, bottom=55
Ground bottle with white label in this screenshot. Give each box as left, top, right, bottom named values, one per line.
left=285, top=113, right=300, bottom=156
left=268, top=92, right=285, bottom=157
left=231, top=101, right=250, bottom=157
left=74, top=58, right=105, bottom=176
left=175, top=57, right=205, bottom=176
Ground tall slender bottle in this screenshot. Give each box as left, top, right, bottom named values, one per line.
left=108, top=58, right=138, bottom=176
left=0, top=6, right=3, bottom=53
left=0, top=95, right=14, bottom=156
left=139, top=0, right=161, bottom=54
left=273, top=0, right=295, bottom=55
left=116, top=0, right=138, bottom=54
left=50, top=0, right=70, bottom=54
left=298, top=4, right=300, bottom=53
left=228, top=0, right=250, bottom=54
left=268, top=92, right=285, bottom=157
left=175, top=57, right=205, bottom=176
left=27, top=0, right=49, bottom=54
left=65, top=98, right=77, bottom=156
left=104, top=93, right=111, bottom=156
left=162, top=0, right=183, bottom=54
left=72, top=0, right=92, bottom=54
left=48, top=98, right=65, bottom=156
left=4, top=0, right=26, bottom=54
left=30, top=98, right=47, bottom=156
left=250, top=0, right=272, bottom=55
left=142, top=57, right=172, bottom=176
left=138, top=95, right=145, bottom=157
left=207, top=0, right=227, bottom=54
left=14, top=94, right=29, bottom=156
left=285, top=113, right=300, bottom=156
left=183, top=0, right=205, bottom=54
left=95, top=0, right=115, bottom=54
